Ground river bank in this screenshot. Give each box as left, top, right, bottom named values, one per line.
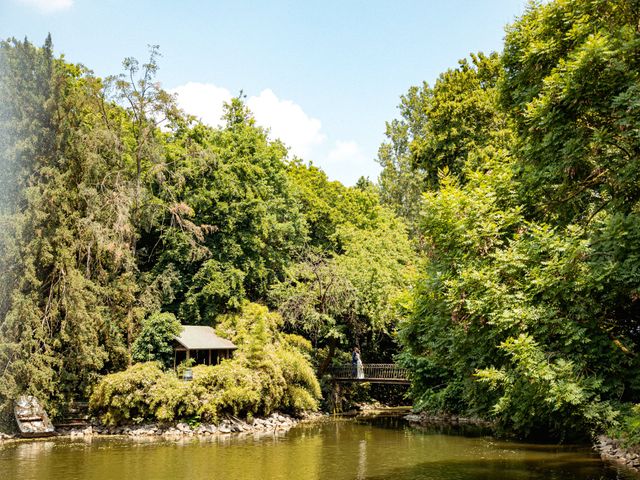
left=596, top=435, right=640, bottom=471
left=404, top=410, right=493, bottom=428
left=0, top=404, right=410, bottom=443
left=404, top=410, right=640, bottom=474
left=0, top=411, right=326, bottom=443
left=1, top=413, right=636, bottom=480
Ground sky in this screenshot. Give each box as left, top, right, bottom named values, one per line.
left=1, top=0, right=528, bottom=185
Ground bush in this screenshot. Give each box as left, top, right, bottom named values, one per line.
left=89, top=362, right=195, bottom=426
left=190, top=363, right=263, bottom=420
left=608, top=404, right=640, bottom=448
left=90, top=303, right=322, bottom=425
left=277, top=346, right=321, bottom=411
left=475, top=334, right=617, bottom=439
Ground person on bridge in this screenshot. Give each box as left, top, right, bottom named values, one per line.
left=354, top=347, right=364, bottom=379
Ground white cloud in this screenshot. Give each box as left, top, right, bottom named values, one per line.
left=324, top=140, right=379, bottom=185
left=169, top=82, right=380, bottom=185
left=247, top=89, right=325, bottom=158
left=327, top=140, right=364, bottom=164
left=16, top=0, right=73, bottom=13
left=171, top=82, right=325, bottom=159
left=170, top=82, right=232, bottom=128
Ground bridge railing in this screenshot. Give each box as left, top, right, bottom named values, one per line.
left=328, top=363, right=409, bottom=382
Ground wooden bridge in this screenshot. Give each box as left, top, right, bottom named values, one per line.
left=328, top=364, right=410, bottom=385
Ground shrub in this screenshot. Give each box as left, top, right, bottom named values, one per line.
left=89, top=362, right=166, bottom=426
left=90, top=303, right=322, bottom=425
left=277, top=347, right=321, bottom=411
left=608, top=404, right=640, bottom=448
left=190, top=363, right=263, bottom=420
left=475, top=334, right=616, bottom=439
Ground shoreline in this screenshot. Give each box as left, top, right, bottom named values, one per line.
left=405, top=411, right=640, bottom=474
left=403, top=411, right=493, bottom=428
left=595, top=435, right=640, bottom=471
left=0, top=406, right=411, bottom=444
left=0, top=411, right=326, bottom=444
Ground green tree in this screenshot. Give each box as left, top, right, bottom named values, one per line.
left=287, top=161, right=382, bottom=251
left=132, top=312, right=182, bottom=368
left=138, top=98, right=306, bottom=324
left=271, top=207, right=415, bottom=374
left=395, top=0, right=640, bottom=440
left=0, top=38, right=141, bottom=425
left=501, top=0, right=640, bottom=223
left=270, top=251, right=357, bottom=375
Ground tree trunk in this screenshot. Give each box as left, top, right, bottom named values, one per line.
left=317, top=337, right=337, bottom=377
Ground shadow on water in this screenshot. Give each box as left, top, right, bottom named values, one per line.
left=1, top=413, right=638, bottom=480
left=356, top=413, right=493, bottom=437
left=361, top=457, right=633, bottom=480
left=353, top=414, right=639, bottom=480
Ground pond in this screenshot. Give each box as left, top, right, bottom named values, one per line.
left=0, top=414, right=637, bottom=480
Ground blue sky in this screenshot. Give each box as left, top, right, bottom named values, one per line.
left=1, top=0, right=528, bottom=185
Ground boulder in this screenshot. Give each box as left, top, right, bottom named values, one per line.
left=176, top=423, right=191, bottom=433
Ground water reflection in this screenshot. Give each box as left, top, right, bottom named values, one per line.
left=357, top=439, right=367, bottom=479
left=12, top=440, right=56, bottom=460
left=0, top=416, right=637, bottom=480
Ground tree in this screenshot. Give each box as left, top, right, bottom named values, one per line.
left=271, top=207, right=415, bottom=374
left=270, top=251, right=357, bottom=375
left=501, top=0, right=640, bottom=223
left=395, top=0, right=640, bottom=440
left=0, top=38, right=141, bottom=425
left=132, top=312, right=182, bottom=368
left=377, top=53, right=511, bottom=241
left=287, top=161, right=382, bottom=251
left=138, top=98, right=306, bottom=323
left=107, top=45, right=178, bottom=226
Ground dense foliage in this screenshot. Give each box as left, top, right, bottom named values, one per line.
left=131, top=312, right=182, bottom=368
left=385, top=0, right=640, bottom=440
left=0, top=36, right=141, bottom=424
left=0, top=36, right=413, bottom=428
left=4, top=0, right=636, bottom=443
left=90, top=303, right=321, bottom=424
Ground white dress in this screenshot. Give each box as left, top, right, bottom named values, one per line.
left=356, top=353, right=364, bottom=379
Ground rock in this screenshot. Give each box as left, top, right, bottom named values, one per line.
left=594, top=435, right=640, bottom=472
left=176, top=423, right=191, bottom=433
left=72, top=411, right=308, bottom=440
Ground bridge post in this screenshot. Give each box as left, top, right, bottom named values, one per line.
left=330, top=380, right=342, bottom=413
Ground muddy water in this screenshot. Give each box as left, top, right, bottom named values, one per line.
left=0, top=415, right=637, bottom=480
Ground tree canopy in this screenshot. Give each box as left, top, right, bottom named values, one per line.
left=386, top=0, right=640, bottom=440
left=0, top=37, right=414, bottom=427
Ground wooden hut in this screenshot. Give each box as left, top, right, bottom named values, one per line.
left=173, top=325, right=237, bottom=368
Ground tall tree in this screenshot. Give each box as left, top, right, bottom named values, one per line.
left=138, top=98, right=306, bottom=324
left=501, top=0, right=640, bottom=224
left=0, top=38, right=141, bottom=425
left=396, top=0, right=640, bottom=439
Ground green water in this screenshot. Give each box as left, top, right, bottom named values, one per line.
left=0, top=415, right=637, bottom=480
